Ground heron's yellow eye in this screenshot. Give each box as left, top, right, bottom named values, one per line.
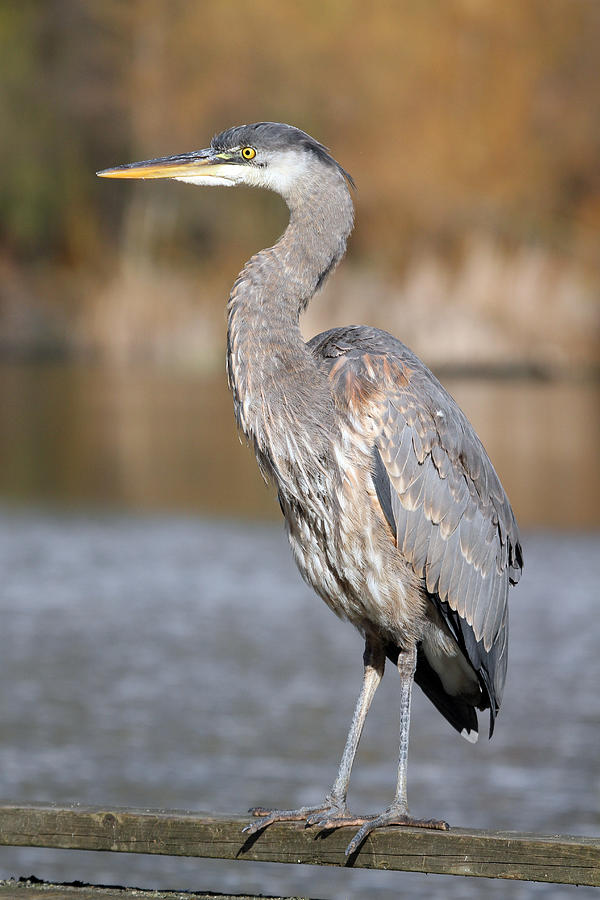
left=241, top=147, right=256, bottom=160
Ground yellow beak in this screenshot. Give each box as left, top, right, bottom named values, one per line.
left=97, top=149, right=238, bottom=184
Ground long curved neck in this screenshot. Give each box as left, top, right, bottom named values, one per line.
left=227, top=168, right=354, bottom=482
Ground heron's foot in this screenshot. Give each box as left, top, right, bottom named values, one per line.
left=243, top=794, right=353, bottom=836
left=344, top=803, right=449, bottom=857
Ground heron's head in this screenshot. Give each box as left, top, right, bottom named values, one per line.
left=97, top=122, right=354, bottom=201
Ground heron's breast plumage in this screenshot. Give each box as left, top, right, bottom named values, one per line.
left=277, top=392, right=427, bottom=643
left=228, top=297, right=429, bottom=640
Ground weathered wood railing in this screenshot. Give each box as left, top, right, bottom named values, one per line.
left=0, top=803, right=598, bottom=893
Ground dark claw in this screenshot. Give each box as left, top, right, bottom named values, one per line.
left=242, top=819, right=269, bottom=835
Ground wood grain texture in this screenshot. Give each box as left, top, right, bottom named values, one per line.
left=0, top=804, right=598, bottom=886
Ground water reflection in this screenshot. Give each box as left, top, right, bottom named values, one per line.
left=0, top=361, right=598, bottom=526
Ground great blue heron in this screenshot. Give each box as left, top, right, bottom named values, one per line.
left=98, top=122, right=523, bottom=856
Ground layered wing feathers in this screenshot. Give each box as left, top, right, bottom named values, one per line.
left=310, top=326, right=523, bottom=726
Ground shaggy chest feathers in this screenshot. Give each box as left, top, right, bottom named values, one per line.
left=227, top=332, right=424, bottom=644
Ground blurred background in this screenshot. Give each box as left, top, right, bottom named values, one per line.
left=0, top=0, right=598, bottom=524
left=0, top=2, right=599, bottom=898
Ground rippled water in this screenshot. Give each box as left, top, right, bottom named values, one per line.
left=0, top=511, right=598, bottom=898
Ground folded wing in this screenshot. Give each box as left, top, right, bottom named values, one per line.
left=311, top=326, right=523, bottom=735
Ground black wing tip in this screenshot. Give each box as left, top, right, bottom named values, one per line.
left=410, top=645, right=481, bottom=739
left=427, top=595, right=506, bottom=737
left=509, top=538, right=524, bottom=585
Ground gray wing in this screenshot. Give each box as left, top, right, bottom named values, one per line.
left=310, top=326, right=523, bottom=726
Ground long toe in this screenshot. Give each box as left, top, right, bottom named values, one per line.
left=243, top=801, right=350, bottom=836
left=243, top=806, right=315, bottom=835
left=345, top=809, right=449, bottom=856
left=305, top=811, right=367, bottom=829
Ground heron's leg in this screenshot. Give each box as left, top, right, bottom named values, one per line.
left=243, top=637, right=385, bottom=835
left=305, top=637, right=385, bottom=824
left=344, top=642, right=448, bottom=857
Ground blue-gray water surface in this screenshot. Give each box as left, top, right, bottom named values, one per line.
left=0, top=510, right=598, bottom=898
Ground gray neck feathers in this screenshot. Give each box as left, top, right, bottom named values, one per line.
left=226, top=166, right=354, bottom=487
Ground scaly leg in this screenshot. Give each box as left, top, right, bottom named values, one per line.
left=344, top=642, right=448, bottom=856
left=243, top=638, right=386, bottom=835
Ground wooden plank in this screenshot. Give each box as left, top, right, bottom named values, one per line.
left=0, top=877, right=302, bottom=900
left=0, top=803, right=598, bottom=886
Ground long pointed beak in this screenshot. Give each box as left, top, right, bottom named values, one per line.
left=97, top=149, right=238, bottom=185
